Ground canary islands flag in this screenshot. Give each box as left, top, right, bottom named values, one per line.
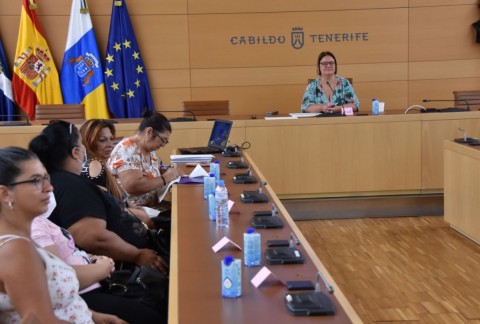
left=60, top=0, right=109, bottom=119
left=0, top=36, right=15, bottom=121
left=12, top=0, right=63, bottom=121
left=104, top=0, right=154, bottom=118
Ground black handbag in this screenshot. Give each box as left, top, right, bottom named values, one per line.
left=101, top=265, right=169, bottom=318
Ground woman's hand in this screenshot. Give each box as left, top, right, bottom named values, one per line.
left=135, top=248, right=168, bottom=273
left=91, top=256, right=115, bottom=277
left=161, top=167, right=182, bottom=183
left=91, top=310, right=127, bottom=324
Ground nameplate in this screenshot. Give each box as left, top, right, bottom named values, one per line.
left=212, top=236, right=242, bottom=253
left=251, top=266, right=279, bottom=288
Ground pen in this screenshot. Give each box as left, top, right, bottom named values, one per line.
left=317, top=271, right=334, bottom=294
left=160, top=164, right=174, bottom=169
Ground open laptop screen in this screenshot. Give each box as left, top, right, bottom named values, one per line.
left=207, top=119, right=233, bottom=150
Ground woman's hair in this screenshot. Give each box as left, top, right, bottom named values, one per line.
left=79, top=119, right=123, bottom=200
left=80, top=119, right=116, bottom=160
left=138, top=110, right=171, bottom=134
left=0, top=147, right=38, bottom=186
left=317, top=51, right=338, bottom=75
left=29, top=120, right=80, bottom=172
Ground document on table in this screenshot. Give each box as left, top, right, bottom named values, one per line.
left=289, top=113, right=320, bottom=118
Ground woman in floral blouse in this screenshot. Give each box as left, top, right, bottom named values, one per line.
left=301, top=51, right=360, bottom=114
left=108, top=111, right=181, bottom=208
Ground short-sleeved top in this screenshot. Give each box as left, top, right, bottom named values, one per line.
left=0, top=235, right=93, bottom=323
left=107, top=137, right=162, bottom=206
left=31, top=217, right=101, bottom=294
left=301, top=76, right=360, bottom=112
left=48, top=170, right=149, bottom=252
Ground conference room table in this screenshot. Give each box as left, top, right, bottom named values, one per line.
left=168, top=152, right=361, bottom=323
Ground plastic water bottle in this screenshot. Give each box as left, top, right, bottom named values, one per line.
left=244, top=228, right=261, bottom=267
left=203, top=173, right=216, bottom=200
left=210, top=160, right=220, bottom=180
left=208, top=193, right=216, bottom=221
left=372, top=98, right=380, bottom=115
left=221, top=255, right=242, bottom=298
left=215, top=180, right=229, bottom=227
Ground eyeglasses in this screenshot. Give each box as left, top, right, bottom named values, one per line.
left=7, top=174, right=51, bottom=190
left=153, top=131, right=169, bottom=145
left=320, top=61, right=336, bottom=67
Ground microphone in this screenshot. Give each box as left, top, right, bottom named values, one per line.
left=160, top=110, right=197, bottom=122
left=422, top=99, right=470, bottom=111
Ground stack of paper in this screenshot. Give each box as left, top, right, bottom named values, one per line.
left=170, top=154, right=214, bottom=164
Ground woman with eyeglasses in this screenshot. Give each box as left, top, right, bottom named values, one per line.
left=107, top=110, right=181, bottom=208
left=80, top=119, right=154, bottom=229
left=301, top=51, right=360, bottom=114
left=0, top=146, right=124, bottom=323
left=28, top=121, right=168, bottom=274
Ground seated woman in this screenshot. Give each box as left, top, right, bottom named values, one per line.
left=107, top=111, right=181, bottom=208
left=80, top=119, right=154, bottom=229
left=28, top=121, right=167, bottom=273
left=31, top=194, right=163, bottom=324
left=301, top=51, right=360, bottom=114
left=0, top=147, right=123, bottom=323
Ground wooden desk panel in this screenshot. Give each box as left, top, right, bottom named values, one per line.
left=245, top=116, right=422, bottom=196
left=169, top=153, right=359, bottom=323
left=444, top=140, right=480, bottom=244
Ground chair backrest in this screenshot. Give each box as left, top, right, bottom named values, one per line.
left=182, top=100, right=230, bottom=117
left=453, top=90, right=480, bottom=110
left=307, top=78, right=353, bottom=85
left=35, top=104, right=85, bottom=122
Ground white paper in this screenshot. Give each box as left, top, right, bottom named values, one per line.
left=189, top=164, right=209, bottom=178
left=251, top=266, right=276, bottom=288
left=289, top=113, right=319, bottom=118
left=170, top=154, right=214, bottom=164
left=264, top=116, right=298, bottom=120
left=143, top=206, right=161, bottom=218
left=157, top=177, right=180, bottom=203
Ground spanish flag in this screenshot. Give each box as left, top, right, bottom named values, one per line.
left=12, top=0, right=63, bottom=121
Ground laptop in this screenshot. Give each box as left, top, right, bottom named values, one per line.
left=178, top=119, right=233, bottom=154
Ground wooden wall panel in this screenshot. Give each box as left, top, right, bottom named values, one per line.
left=409, top=5, right=480, bottom=61
left=409, top=59, right=480, bottom=80
left=0, top=1, right=479, bottom=118
left=187, top=0, right=408, bottom=14
left=189, top=81, right=409, bottom=114
left=188, top=9, right=408, bottom=68
left=409, top=78, right=480, bottom=109
left=409, top=0, right=477, bottom=7
left=0, top=0, right=187, bottom=16
left=190, top=85, right=306, bottom=115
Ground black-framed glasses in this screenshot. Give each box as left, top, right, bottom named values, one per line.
left=153, top=131, right=169, bottom=145
left=7, top=174, right=51, bottom=190
left=320, top=61, right=335, bottom=67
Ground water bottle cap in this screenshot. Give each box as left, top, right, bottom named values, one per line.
left=224, top=255, right=234, bottom=266
left=246, top=228, right=255, bottom=234
left=217, top=179, right=225, bottom=186
left=372, top=98, right=377, bottom=101
left=209, top=173, right=215, bottom=177
left=214, top=160, right=220, bottom=164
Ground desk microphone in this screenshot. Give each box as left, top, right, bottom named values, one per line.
left=422, top=99, right=470, bottom=111
left=161, top=110, right=197, bottom=122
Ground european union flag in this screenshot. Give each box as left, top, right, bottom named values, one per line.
left=0, top=36, right=16, bottom=121
left=104, top=0, right=154, bottom=118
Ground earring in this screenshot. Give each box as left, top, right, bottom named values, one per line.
left=7, top=201, right=13, bottom=209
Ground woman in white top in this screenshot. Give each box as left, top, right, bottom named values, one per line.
left=0, top=147, right=123, bottom=323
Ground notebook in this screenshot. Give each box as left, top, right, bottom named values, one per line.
left=178, top=119, right=233, bottom=154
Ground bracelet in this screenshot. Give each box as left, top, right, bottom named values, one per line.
left=161, top=175, right=166, bottom=186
